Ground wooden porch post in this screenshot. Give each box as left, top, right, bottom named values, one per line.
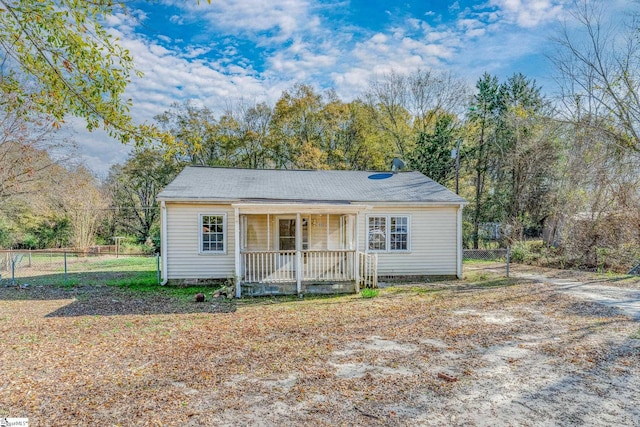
left=326, top=213, right=330, bottom=249
left=234, top=207, right=241, bottom=298
left=296, top=212, right=302, bottom=294
left=267, top=214, right=271, bottom=250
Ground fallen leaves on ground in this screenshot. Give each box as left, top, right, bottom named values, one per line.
left=0, top=276, right=639, bottom=426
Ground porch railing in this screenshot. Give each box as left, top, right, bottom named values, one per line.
left=241, top=250, right=356, bottom=283
left=242, top=250, right=296, bottom=283
left=303, top=250, right=354, bottom=282
left=358, top=252, right=378, bottom=289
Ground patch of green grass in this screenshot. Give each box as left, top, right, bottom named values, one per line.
left=59, top=278, right=81, bottom=288
left=630, top=328, right=640, bottom=340
left=104, top=272, right=226, bottom=301
left=105, top=271, right=159, bottom=289
left=361, top=288, right=379, bottom=298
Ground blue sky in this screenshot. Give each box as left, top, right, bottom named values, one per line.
left=76, top=0, right=629, bottom=176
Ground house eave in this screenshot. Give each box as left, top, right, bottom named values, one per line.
left=231, top=203, right=373, bottom=214
left=156, top=197, right=468, bottom=207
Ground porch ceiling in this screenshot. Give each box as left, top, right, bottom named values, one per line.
left=231, top=203, right=371, bottom=214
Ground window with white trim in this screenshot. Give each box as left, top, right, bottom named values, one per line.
left=367, top=215, right=410, bottom=252
left=200, top=214, right=226, bottom=253
left=368, top=216, right=387, bottom=251
left=390, top=216, right=408, bottom=251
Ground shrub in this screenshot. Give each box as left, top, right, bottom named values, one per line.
left=361, top=288, right=379, bottom=298
left=510, top=242, right=528, bottom=263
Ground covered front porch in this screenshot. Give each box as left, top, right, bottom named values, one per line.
left=232, top=204, right=377, bottom=296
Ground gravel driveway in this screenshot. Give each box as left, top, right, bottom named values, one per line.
left=513, top=271, right=640, bottom=320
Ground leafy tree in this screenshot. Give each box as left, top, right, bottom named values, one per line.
left=0, top=103, right=69, bottom=201
left=491, top=74, right=560, bottom=240
left=467, top=73, right=505, bottom=248
left=0, top=0, right=154, bottom=143
left=269, top=83, right=328, bottom=169
left=46, top=165, right=108, bottom=249
left=29, top=215, right=71, bottom=248
left=322, top=99, right=390, bottom=171
left=105, top=148, right=180, bottom=246
left=363, top=71, right=414, bottom=158
left=229, top=101, right=273, bottom=169
left=155, top=101, right=221, bottom=165
left=464, top=73, right=562, bottom=245
left=0, top=197, right=57, bottom=248
left=364, top=69, right=469, bottom=159
left=548, top=109, right=640, bottom=268
left=156, top=101, right=251, bottom=167
left=0, top=212, right=15, bottom=248
left=409, top=112, right=458, bottom=186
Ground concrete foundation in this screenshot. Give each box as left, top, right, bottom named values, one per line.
left=241, top=281, right=355, bottom=296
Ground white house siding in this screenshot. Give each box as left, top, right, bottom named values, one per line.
left=165, top=203, right=236, bottom=279
left=245, top=214, right=269, bottom=251
left=328, top=215, right=341, bottom=250
left=309, top=214, right=327, bottom=250
left=357, top=206, right=458, bottom=276
left=307, top=214, right=342, bottom=250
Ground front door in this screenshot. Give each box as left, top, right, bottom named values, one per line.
left=278, top=218, right=297, bottom=274
left=278, top=218, right=296, bottom=250
left=277, top=217, right=310, bottom=274
left=277, top=218, right=310, bottom=251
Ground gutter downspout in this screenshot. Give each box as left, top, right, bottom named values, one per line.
left=161, top=201, right=169, bottom=285
left=234, top=207, right=241, bottom=298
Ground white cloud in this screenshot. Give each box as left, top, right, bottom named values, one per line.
left=68, top=123, right=133, bottom=179
left=167, top=0, right=315, bottom=43
left=169, top=15, right=184, bottom=25
left=488, top=0, right=566, bottom=28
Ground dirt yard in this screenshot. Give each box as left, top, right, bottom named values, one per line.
left=1, top=267, right=639, bottom=426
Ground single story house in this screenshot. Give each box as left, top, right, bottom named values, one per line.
left=157, top=166, right=468, bottom=297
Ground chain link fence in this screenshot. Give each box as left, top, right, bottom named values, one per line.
left=463, top=247, right=512, bottom=277
left=0, top=250, right=160, bottom=287
left=1, top=247, right=513, bottom=286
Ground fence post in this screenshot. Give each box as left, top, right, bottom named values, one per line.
left=11, top=258, right=16, bottom=286
left=64, top=251, right=68, bottom=282
left=506, top=246, right=511, bottom=278
left=28, top=251, right=32, bottom=267
left=156, top=253, right=161, bottom=285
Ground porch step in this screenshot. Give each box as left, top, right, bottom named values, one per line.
left=304, top=282, right=355, bottom=295
left=241, top=282, right=297, bottom=296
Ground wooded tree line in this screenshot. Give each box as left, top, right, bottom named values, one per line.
left=0, top=1, right=638, bottom=270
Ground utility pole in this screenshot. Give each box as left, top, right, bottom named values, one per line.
left=451, top=139, right=462, bottom=195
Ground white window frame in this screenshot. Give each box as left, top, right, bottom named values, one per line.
left=366, top=214, right=411, bottom=253
left=199, top=213, right=227, bottom=254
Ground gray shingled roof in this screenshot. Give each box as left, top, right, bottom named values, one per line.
left=157, top=166, right=467, bottom=204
